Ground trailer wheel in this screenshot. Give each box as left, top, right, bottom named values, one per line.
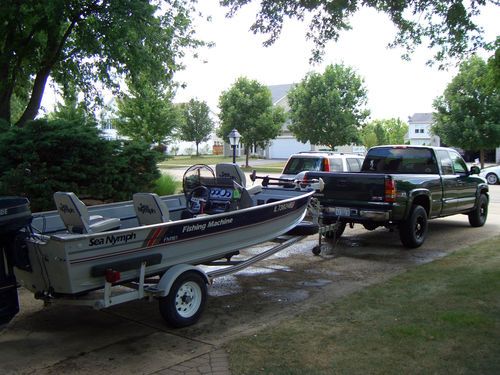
left=399, top=205, right=428, bottom=248
left=159, top=271, right=207, bottom=328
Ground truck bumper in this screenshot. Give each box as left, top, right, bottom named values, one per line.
left=323, top=207, right=391, bottom=222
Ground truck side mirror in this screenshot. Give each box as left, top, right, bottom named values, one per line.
left=470, top=165, right=480, bottom=175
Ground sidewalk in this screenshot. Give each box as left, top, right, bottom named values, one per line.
left=159, top=349, right=230, bottom=375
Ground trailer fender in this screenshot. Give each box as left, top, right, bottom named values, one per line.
left=157, top=264, right=209, bottom=297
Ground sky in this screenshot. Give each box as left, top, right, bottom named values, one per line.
left=174, top=1, right=500, bottom=122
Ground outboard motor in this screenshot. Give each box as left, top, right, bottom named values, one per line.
left=0, top=197, right=32, bottom=326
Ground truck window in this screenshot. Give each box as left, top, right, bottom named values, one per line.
left=449, top=150, right=468, bottom=174
left=362, top=147, right=437, bottom=174
left=346, top=158, right=361, bottom=172
left=436, top=150, right=454, bottom=175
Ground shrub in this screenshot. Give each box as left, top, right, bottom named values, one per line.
left=153, top=174, right=179, bottom=196
left=0, top=119, right=160, bottom=211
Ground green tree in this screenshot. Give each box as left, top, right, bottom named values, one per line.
left=113, top=80, right=182, bottom=147
left=361, top=122, right=387, bottom=149
left=179, top=99, right=214, bottom=156
left=362, top=118, right=409, bottom=148
left=47, top=84, right=96, bottom=126
left=433, top=54, right=500, bottom=167
left=218, top=77, right=285, bottom=167
left=221, top=0, right=494, bottom=65
left=384, top=118, right=409, bottom=144
left=287, top=64, right=369, bottom=149
left=362, top=130, right=379, bottom=150
left=0, top=0, right=204, bottom=126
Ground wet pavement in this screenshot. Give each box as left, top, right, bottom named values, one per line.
left=1, top=185, right=499, bottom=375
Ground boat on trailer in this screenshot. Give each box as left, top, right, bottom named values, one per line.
left=0, top=164, right=318, bottom=327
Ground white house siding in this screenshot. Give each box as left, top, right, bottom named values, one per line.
left=268, top=137, right=311, bottom=159
left=405, top=113, right=440, bottom=146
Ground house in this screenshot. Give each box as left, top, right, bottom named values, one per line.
left=264, top=84, right=365, bottom=159
left=264, top=84, right=312, bottom=159
left=404, top=113, right=500, bottom=163
left=405, top=113, right=440, bottom=146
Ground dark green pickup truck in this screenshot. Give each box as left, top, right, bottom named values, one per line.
left=305, top=145, right=489, bottom=248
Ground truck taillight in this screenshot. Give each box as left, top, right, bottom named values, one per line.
left=323, top=158, right=330, bottom=172
left=385, top=177, right=396, bottom=202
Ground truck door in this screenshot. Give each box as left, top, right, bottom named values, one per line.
left=449, top=150, right=477, bottom=212
left=436, top=150, right=458, bottom=215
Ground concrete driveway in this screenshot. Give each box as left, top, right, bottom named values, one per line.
left=1, top=185, right=499, bottom=375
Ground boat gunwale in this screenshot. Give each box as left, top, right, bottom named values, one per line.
left=30, top=189, right=315, bottom=244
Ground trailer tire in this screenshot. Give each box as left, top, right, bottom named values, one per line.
left=159, top=271, right=207, bottom=328
left=399, top=205, right=428, bottom=249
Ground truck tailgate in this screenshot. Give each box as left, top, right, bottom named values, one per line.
left=306, top=172, right=386, bottom=204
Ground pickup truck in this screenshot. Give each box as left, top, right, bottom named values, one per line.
left=304, top=145, right=489, bottom=248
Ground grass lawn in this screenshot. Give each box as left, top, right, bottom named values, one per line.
left=158, top=155, right=285, bottom=174
left=159, top=155, right=239, bottom=167
left=227, top=236, right=500, bottom=375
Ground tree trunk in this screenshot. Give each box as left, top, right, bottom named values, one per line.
left=196, top=142, right=199, bottom=156
left=15, top=66, right=51, bottom=127
left=245, top=145, right=249, bottom=167
left=480, top=149, right=485, bottom=169
left=0, top=84, right=13, bottom=123
left=14, top=18, right=77, bottom=127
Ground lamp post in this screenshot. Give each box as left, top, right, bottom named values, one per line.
left=227, top=128, right=241, bottom=164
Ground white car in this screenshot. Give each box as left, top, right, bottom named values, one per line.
left=280, top=151, right=365, bottom=180
left=479, top=164, right=500, bottom=185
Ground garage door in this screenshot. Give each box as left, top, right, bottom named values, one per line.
left=268, top=138, right=311, bottom=159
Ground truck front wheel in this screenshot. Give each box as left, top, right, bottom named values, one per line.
left=399, top=205, right=428, bottom=248
left=468, top=194, right=488, bottom=227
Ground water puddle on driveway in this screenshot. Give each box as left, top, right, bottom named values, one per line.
left=298, top=279, right=332, bottom=287
left=209, top=275, right=242, bottom=296
left=259, top=289, right=310, bottom=303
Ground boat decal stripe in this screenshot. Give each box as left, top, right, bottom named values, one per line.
left=146, top=227, right=163, bottom=248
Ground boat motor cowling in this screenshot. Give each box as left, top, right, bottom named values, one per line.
left=0, top=197, right=32, bottom=326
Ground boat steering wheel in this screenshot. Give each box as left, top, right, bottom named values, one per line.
left=187, top=185, right=211, bottom=214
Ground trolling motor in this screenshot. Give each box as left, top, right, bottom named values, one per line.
left=0, top=197, right=32, bottom=326
left=250, top=170, right=324, bottom=191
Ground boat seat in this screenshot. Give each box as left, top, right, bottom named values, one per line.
left=215, top=163, right=262, bottom=195
left=133, top=193, right=170, bottom=225
left=53, top=192, right=121, bottom=234
left=239, top=189, right=254, bottom=209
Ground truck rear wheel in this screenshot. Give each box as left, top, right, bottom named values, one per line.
left=468, top=194, right=488, bottom=227
left=399, top=205, right=428, bottom=248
